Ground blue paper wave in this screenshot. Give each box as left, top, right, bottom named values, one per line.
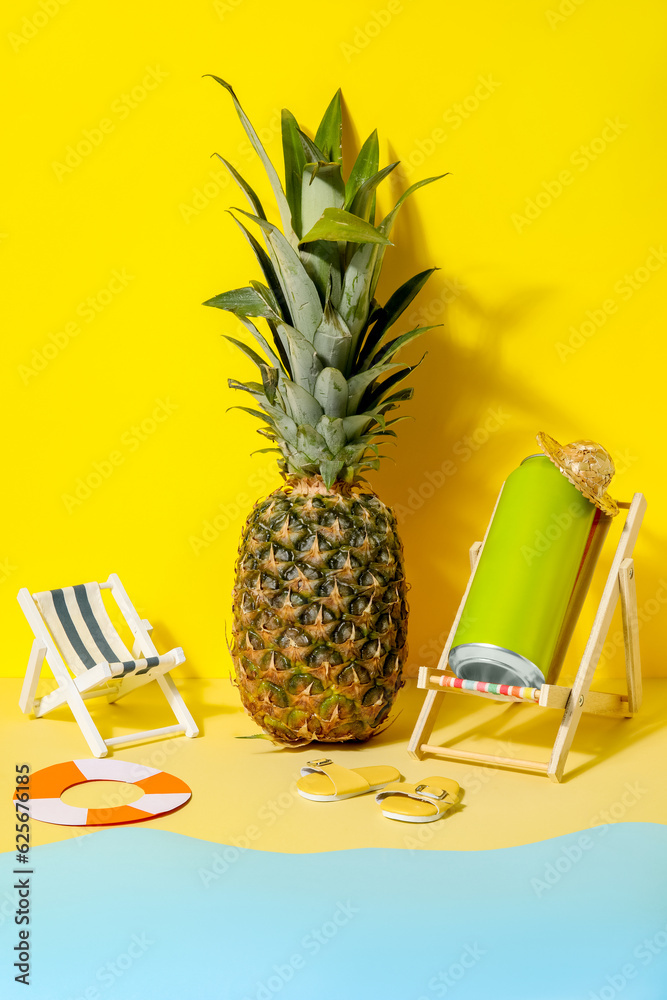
left=1, top=823, right=667, bottom=999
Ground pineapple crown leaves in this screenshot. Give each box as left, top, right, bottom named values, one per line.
left=202, top=76, right=447, bottom=488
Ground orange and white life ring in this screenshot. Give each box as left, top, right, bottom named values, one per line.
left=14, top=759, right=192, bottom=827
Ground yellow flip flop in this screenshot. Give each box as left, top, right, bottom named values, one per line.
left=297, top=758, right=402, bottom=802
left=376, top=776, right=461, bottom=823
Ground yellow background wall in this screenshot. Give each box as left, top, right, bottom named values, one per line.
left=2, top=0, right=665, bottom=680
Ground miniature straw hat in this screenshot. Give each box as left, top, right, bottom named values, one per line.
left=536, top=432, right=619, bottom=517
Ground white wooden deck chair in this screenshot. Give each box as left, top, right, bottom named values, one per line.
left=17, top=573, right=198, bottom=757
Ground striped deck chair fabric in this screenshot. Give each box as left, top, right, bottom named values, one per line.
left=34, top=583, right=175, bottom=678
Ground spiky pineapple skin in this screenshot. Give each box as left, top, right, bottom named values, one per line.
left=232, top=479, right=408, bottom=744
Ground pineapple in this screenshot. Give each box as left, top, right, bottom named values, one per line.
left=204, top=78, right=445, bottom=744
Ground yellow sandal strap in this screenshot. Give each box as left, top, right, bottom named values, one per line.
left=299, top=759, right=370, bottom=797
left=376, top=778, right=460, bottom=810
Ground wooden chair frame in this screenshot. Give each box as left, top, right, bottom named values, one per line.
left=408, top=492, right=646, bottom=782
left=18, top=573, right=199, bottom=758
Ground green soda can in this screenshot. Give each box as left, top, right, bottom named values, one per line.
left=449, top=453, right=597, bottom=688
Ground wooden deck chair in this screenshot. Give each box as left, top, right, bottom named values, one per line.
left=18, top=573, right=198, bottom=757
left=408, top=493, right=646, bottom=782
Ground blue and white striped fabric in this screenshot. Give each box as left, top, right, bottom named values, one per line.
left=33, top=583, right=170, bottom=678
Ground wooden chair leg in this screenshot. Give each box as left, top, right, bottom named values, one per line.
left=547, top=575, right=621, bottom=781
left=548, top=495, right=646, bottom=780
left=34, top=686, right=70, bottom=717
left=19, top=641, right=46, bottom=714
left=62, top=683, right=108, bottom=758
left=408, top=684, right=444, bottom=759
left=547, top=700, right=583, bottom=781
left=408, top=539, right=487, bottom=760
left=619, top=557, right=642, bottom=713
left=157, top=674, right=199, bottom=737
